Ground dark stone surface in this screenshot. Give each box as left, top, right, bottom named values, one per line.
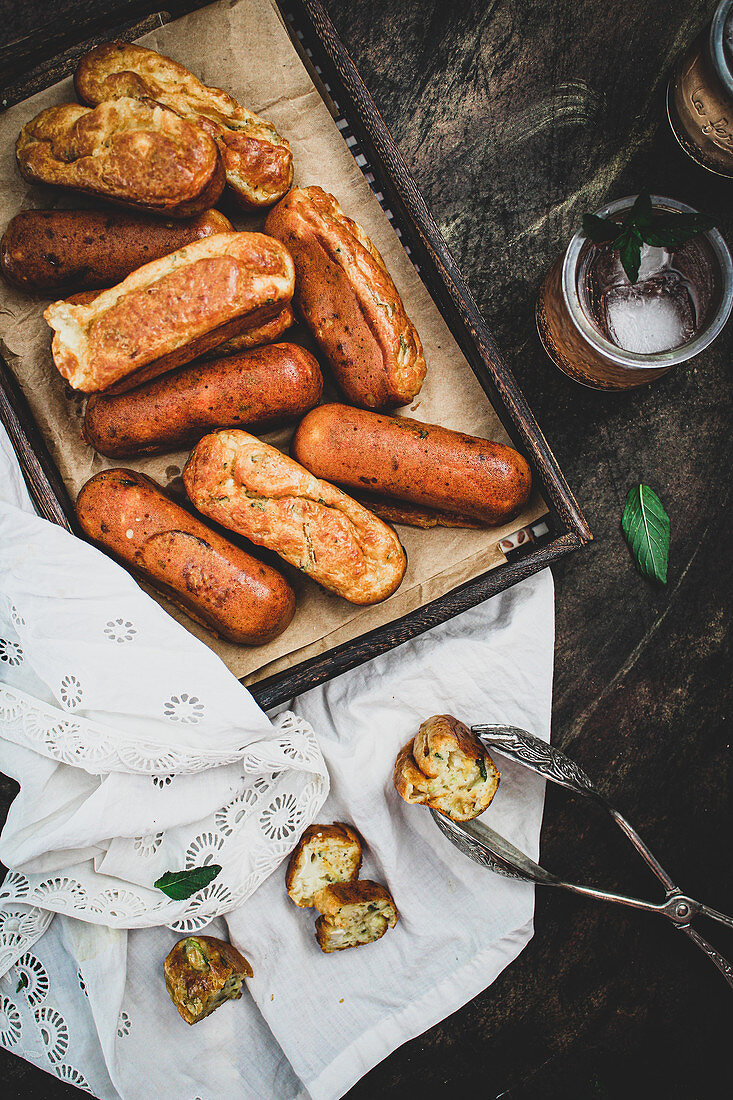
left=1, top=1, right=731, bottom=1097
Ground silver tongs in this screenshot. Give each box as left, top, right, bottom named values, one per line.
left=430, top=725, right=733, bottom=990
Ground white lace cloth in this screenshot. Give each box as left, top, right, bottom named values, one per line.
left=0, top=422, right=554, bottom=1099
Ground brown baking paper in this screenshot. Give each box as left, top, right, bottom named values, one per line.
left=0, top=0, right=546, bottom=686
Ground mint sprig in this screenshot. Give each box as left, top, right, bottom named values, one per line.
left=154, top=864, right=222, bottom=900
left=582, top=189, right=716, bottom=284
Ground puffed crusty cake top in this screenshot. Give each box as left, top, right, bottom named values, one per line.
left=183, top=429, right=407, bottom=605
left=75, top=41, right=293, bottom=208
left=164, top=935, right=253, bottom=1025
left=393, top=714, right=500, bottom=821
left=265, top=186, right=426, bottom=408
left=16, top=98, right=225, bottom=217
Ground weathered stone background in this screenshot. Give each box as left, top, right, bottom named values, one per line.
left=1, top=1, right=731, bottom=1096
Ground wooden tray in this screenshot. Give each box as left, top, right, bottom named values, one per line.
left=0, top=0, right=591, bottom=710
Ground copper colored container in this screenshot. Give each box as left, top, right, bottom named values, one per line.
left=667, top=0, right=733, bottom=176
left=536, top=195, right=733, bottom=391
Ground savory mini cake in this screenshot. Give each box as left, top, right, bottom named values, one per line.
left=393, top=714, right=500, bottom=821
left=164, top=935, right=253, bottom=1025
left=17, top=98, right=224, bottom=217
left=182, top=429, right=407, bottom=604
left=265, top=186, right=426, bottom=409
left=43, top=232, right=295, bottom=393
left=285, top=822, right=363, bottom=907
left=313, top=881, right=399, bottom=953
left=75, top=42, right=293, bottom=209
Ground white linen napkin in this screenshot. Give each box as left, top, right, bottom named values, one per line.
left=0, top=422, right=554, bottom=1099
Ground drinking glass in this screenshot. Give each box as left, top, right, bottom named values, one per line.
left=535, top=195, right=733, bottom=390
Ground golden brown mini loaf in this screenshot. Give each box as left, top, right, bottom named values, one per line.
left=43, top=232, right=295, bottom=393
left=75, top=41, right=293, bottom=209
left=16, top=98, right=225, bottom=217
left=76, top=468, right=295, bottom=644
left=164, top=935, right=253, bottom=1025
left=265, top=186, right=426, bottom=409
left=314, top=881, right=399, bottom=953
left=285, top=823, right=363, bottom=907
left=292, top=404, right=533, bottom=527
left=0, top=208, right=232, bottom=293
left=183, top=429, right=407, bottom=605
left=84, top=343, right=323, bottom=457
left=393, top=715, right=500, bottom=821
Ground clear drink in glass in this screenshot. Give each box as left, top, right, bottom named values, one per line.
left=536, top=195, right=733, bottom=390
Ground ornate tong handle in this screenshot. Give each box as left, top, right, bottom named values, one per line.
left=472, top=724, right=677, bottom=890
left=470, top=723, right=733, bottom=990
left=472, top=725, right=598, bottom=794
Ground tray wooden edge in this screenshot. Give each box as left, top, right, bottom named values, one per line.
left=251, top=531, right=579, bottom=708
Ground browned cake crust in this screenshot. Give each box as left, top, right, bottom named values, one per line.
left=65, top=296, right=295, bottom=361
left=393, top=715, right=500, bottom=821
left=75, top=42, right=293, bottom=209
left=164, top=935, right=253, bottom=1025
left=183, top=429, right=407, bottom=605
left=84, top=343, right=323, bottom=457
left=285, top=822, right=363, bottom=907
left=313, top=880, right=399, bottom=952
left=76, top=468, right=295, bottom=644
left=16, top=98, right=225, bottom=217
left=206, top=303, right=295, bottom=358
left=264, top=186, right=426, bottom=409
left=292, top=404, right=533, bottom=526
left=1, top=208, right=232, bottom=293
left=43, top=232, right=295, bottom=393
left=393, top=738, right=437, bottom=803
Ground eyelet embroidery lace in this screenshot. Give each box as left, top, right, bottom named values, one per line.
left=0, top=685, right=259, bottom=775
left=0, top=539, right=329, bottom=1087
left=0, top=770, right=327, bottom=941
left=0, top=694, right=328, bottom=943
left=0, top=936, right=97, bottom=1094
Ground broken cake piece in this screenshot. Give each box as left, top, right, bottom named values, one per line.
left=393, top=713, right=500, bottom=821
left=164, top=935, right=253, bottom=1025
left=313, top=880, right=399, bottom=953
left=285, top=822, right=363, bottom=907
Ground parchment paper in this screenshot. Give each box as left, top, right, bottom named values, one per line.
left=0, top=0, right=546, bottom=685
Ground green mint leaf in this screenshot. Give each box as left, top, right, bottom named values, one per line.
left=581, top=192, right=714, bottom=277
left=627, top=188, right=653, bottom=228
left=154, top=864, right=222, bottom=901
left=621, top=485, right=670, bottom=584
left=16, top=973, right=28, bottom=993
left=640, top=213, right=717, bottom=249
left=477, top=758, right=488, bottom=782
left=614, top=226, right=643, bottom=284
left=582, top=213, right=619, bottom=242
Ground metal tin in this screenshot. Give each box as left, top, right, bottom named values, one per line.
left=667, top=0, right=733, bottom=176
